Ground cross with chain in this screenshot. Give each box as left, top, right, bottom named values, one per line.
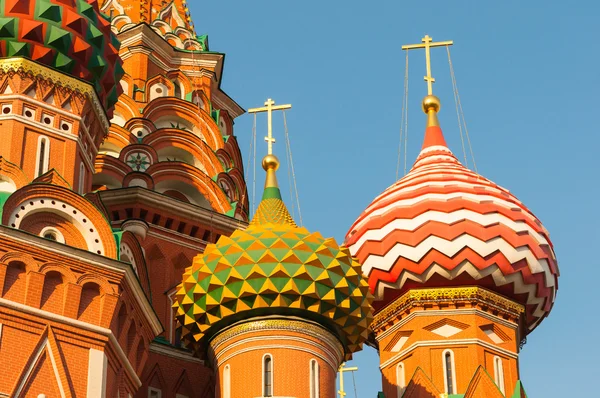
left=402, top=35, right=453, bottom=95
left=338, top=362, right=358, bottom=398
left=248, top=98, right=292, bottom=155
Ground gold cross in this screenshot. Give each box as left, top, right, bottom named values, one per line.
left=248, top=98, right=292, bottom=155
left=338, top=362, right=358, bottom=398
left=402, top=35, right=453, bottom=95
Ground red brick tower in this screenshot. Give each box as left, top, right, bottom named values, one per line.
left=0, top=1, right=162, bottom=397
left=0, top=0, right=248, bottom=397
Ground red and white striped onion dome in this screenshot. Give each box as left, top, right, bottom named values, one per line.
left=345, top=95, right=559, bottom=332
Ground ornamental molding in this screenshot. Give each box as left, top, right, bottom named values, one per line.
left=0, top=58, right=109, bottom=131
left=378, top=337, right=519, bottom=370
left=209, top=318, right=344, bottom=361
left=372, top=287, right=524, bottom=333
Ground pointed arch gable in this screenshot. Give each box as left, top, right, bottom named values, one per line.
left=146, top=162, right=232, bottom=213
left=2, top=184, right=118, bottom=258
left=0, top=157, right=29, bottom=190
left=143, top=128, right=224, bottom=177
left=143, top=97, right=224, bottom=150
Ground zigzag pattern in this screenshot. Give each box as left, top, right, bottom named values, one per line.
left=346, top=126, right=559, bottom=331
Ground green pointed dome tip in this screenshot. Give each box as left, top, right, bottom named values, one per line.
left=250, top=154, right=297, bottom=227
left=173, top=154, right=374, bottom=359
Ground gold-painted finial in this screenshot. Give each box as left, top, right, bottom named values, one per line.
left=248, top=98, right=292, bottom=155
left=402, top=35, right=452, bottom=127
left=248, top=98, right=291, bottom=188
left=402, top=35, right=453, bottom=96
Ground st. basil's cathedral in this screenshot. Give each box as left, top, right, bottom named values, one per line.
left=0, top=1, right=558, bottom=398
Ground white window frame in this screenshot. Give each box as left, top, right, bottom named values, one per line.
left=223, top=364, right=231, bottom=398
left=35, top=135, right=50, bottom=177
left=40, top=227, right=65, bottom=243
left=493, top=356, right=505, bottom=394
left=442, top=349, right=457, bottom=394
left=309, top=359, right=319, bottom=398
left=396, top=362, right=406, bottom=398
left=148, top=387, right=161, bottom=398
left=262, top=353, right=273, bottom=397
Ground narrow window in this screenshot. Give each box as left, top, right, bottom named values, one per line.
left=263, top=354, right=273, bottom=397
left=443, top=350, right=456, bottom=394
left=494, top=356, right=505, bottom=394
left=396, top=362, right=406, bottom=398
left=36, top=136, right=50, bottom=177
left=310, top=359, right=319, bottom=398
left=78, top=162, right=85, bottom=194
left=172, top=80, right=182, bottom=99
left=223, top=364, right=231, bottom=398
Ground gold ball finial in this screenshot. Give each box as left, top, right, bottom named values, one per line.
left=422, top=95, right=441, bottom=114
left=262, top=154, right=280, bottom=171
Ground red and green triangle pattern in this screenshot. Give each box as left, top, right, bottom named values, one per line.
left=174, top=184, right=374, bottom=360
left=0, top=0, right=123, bottom=113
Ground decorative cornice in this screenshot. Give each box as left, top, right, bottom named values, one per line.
left=209, top=318, right=344, bottom=360
left=0, top=58, right=109, bottom=131
left=372, top=287, right=524, bottom=333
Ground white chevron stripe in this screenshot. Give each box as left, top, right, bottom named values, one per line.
left=418, top=145, right=454, bottom=155
left=364, top=177, right=523, bottom=215
left=361, top=235, right=555, bottom=288
left=350, top=208, right=551, bottom=250
left=374, top=260, right=553, bottom=328
left=413, top=155, right=459, bottom=168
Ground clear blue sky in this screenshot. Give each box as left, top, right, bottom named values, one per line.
left=189, top=1, right=599, bottom=396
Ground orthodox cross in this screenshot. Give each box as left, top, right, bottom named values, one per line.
left=402, top=35, right=453, bottom=95
left=248, top=98, right=292, bottom=155
left=338, top=362, right=358, bottom=398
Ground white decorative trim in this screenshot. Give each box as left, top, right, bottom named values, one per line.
left=148, top=342, right=204, bottom=365
left=35, top=135, right=50, bottom=177
left=376, top=308, right=517, bottom=341
left=442, top=349, right=457, bottom=394
left=87, top=348, right=107, bottom=398
left=148, top=387, right=162, bottom=398
left=223, top=364, right=231, bottom=398
left=12, top=337, right=50, bottom=397
left=213, top=334, right=341, bottom=371
left=309, top=359, right=319, bottom=398
left=396, top=362, right=405, bottom=398
left=494, top=355, right=505, bottom=394
left=379, top=338, right=518, bottom=370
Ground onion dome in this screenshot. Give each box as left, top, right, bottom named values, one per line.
left=345, top=95, right=558, bottom=331
left=174, top=154, right=373, bottom=359
left=0, top=0, right=123, bottom=110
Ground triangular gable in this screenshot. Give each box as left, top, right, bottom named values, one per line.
left=511, top=381, right=528, bottom=398
left=11, top=326, right=74, bottom=397
left=402, top=367, right=441, bottom=398
left=463, top=366, right=505, bottom=398
left=33, top=169, right=72, bottom=189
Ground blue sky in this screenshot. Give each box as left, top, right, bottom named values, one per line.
left=189, top=1, right=599, bottom=396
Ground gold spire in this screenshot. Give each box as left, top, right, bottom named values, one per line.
left=402, top=35, right=453, bottom=127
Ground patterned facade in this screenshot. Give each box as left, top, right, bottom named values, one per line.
left=0, top=1, right=558, bottom=397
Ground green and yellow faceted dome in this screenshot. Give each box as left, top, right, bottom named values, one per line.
left=174, top=155, right=373, bottom=359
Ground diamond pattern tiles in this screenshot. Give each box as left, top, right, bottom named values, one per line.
left=174, top=221, right=373, bottom=359
left=0, top=0, right=123, bottom=111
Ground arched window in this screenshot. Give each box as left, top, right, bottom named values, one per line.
left=78, top=162, right=86, bottom=194
left=443, top=350, right=457, bottom=394
left=36, top=136, right=50, bottom=177
left=310, top=359, right=319, bottom=398
left=223, top=364, right=231, bottom=398
left=396, top=362, right=406, bottom=397
left=172, top=80, right=183, bottom=99
left=263, top=354, right=273, bottom=397
left=493, top=356, right=505, bottom=394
